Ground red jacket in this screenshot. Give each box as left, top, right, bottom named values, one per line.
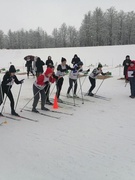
left=36, top=74, right=56, bottom=86
left=126, top=63, right=135, bottom=79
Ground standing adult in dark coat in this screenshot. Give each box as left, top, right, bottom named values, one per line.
left=45, top=56, right=54, bottom=68
left=35, top=57, right=45, bottom=77
left=71, top=54, right=81, bottom=65
left=25, top=57, right=34, bottom=77
left=123, top=55, right=131, bottom=79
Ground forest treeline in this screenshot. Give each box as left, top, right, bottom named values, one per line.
left=0, top=7, right=135, bottom=49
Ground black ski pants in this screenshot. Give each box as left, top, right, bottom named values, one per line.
left=2, top=86, right=15, bottom=113
left=67, top=78, right=77, bottom=95
left=56, top=77, right=64, bottom=99
left=32, top=84, right=45, bottom=109
left=44, top=83, right=50, bottom=102
left=88, top=76, right=96, bottom=93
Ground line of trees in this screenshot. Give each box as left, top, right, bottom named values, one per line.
left=0, top=7, right=135, bottom=49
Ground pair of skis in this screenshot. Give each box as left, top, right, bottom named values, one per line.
left=1, top=113, right=38, bottom=122
left=1, top=105, right=74, bottom=124
left=61, top=94, right=94, bottom=103
left=50, top=98, right=80, bottom=107
left=84, top=93, right=111, bottom=101
left=23, top=108, right=73, bottom=120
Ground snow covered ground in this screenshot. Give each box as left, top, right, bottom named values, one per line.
left=0, top=45, right=135, bottom=180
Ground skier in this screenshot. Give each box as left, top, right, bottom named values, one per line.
left=123, top=55, right=131, bottom=79
left=126, top=61, right=135, bottom=98
left=45, top=56, right=54, bottom=68
left=56, top=57, right=74, bottom=102
left=35, top=57, right=45, bottom=77
left=0, top=65, right=24, bottom=116
left=25, top=57, right=34, bottom=77
left=67, top=61, right=90, bottom=98
left=88, top=63, right=108, bottom=96
left=32, top=67, right=55, bottom=113
left=71, top=54, right=81, bottom=65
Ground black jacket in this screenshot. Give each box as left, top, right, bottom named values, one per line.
left=57, top=64, right=74, bottom=72
left=36, top=59, right=45, bottom=73
left=123, top=59, right=131, bottom=76
left=25, top=60, right=32, bottom=67
left=46, top=59, right=54, bottom=67
left=71, top=57, right=81, bottom=65
left=2, top=71, right=21, bottom=90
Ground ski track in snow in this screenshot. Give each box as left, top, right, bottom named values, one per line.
left=0, top=47, right=135, bottom=180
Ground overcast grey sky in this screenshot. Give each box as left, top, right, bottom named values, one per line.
left=0, top=0, right=135, bottom=34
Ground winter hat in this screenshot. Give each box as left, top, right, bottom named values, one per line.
left=9, top=65, right=16, bottom=73
left=61, top=57, right=66, bottom=62
left=98, top=63, right=103, bottom=68
left=126, top=55, right=130, bottom=59
left=44, top=67, right=53, bottom=76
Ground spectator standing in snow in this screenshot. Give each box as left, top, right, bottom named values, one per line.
left=25, top=57, right=34, bottom=77
left=35, top=57, right=45, bottom=77
left=88, top=63, right=108, bottom=96
left=126, top=61, right=135, bottom=98
left=123, top=55, right=131, bottom=79
left=45, top=56, right=54, bottom=68
left=0, top=65, right=24, bottom=116
left=71, top=54, right=81, bottom=65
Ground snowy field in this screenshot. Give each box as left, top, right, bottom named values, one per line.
left=0, top=45, right=135, bottom=180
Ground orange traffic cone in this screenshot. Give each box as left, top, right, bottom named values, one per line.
left=53, top=95, right=58, bottom=109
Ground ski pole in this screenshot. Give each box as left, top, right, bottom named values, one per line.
left=78, top=76, right=84, bottom=104
left=20, top=87, right=43, bottom=112
left=0, top=79, right=4, bottom=112
left=77, top=75, right=87, bottom=95
left=95, top=78, right=105, bottom=95
left=15, top=83, right=23, bottom=111
left=49, top=83, right=56, bottom=96
left=71, top=80, right=76, bottom=106
left=44, top=82, right=53, bottom=104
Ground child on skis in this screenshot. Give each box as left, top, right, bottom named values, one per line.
left=55, top=57, right=74, bottom=103
left=0, top=65, right=24, bottom=116
left=88, top=63, right=109, bottom=96
left=32, top=67, right=55, bottom=113
left=67, top=61, right=90, bottom=98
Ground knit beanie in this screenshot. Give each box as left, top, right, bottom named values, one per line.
left=98, top=63, right=103, bottom=68
left=9, top=65, right=16, bottom=73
